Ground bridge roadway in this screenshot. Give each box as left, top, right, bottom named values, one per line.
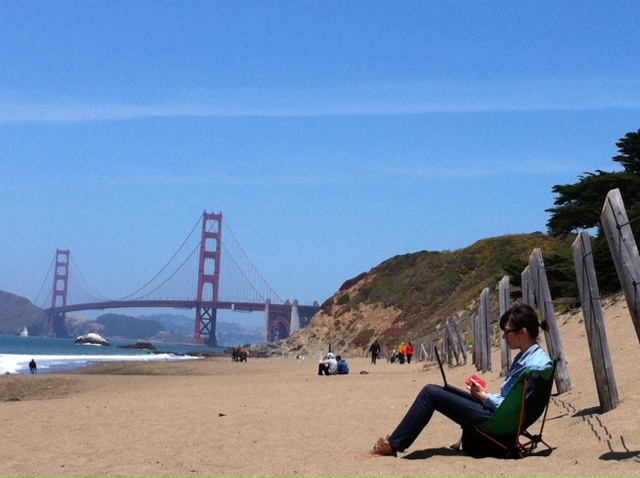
left=46, top=300, right=271, bottom=315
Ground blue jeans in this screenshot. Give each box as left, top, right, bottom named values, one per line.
left=388, top=384, right=494, bottom=452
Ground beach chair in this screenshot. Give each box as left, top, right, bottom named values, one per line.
left=462, top=357, right=559, bottom=459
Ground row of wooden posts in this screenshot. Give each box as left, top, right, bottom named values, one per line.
left=421, top=188, right=639, bottom=414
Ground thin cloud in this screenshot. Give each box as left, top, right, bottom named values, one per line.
left=47, top=167, right=326, bottom=188
left=367, top=156, right=585, bottom=181
left=1, top=77, right=639, bottom=124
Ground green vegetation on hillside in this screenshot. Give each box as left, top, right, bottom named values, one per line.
left=315, top=232, right=577, bottom=350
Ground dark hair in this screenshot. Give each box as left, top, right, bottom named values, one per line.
left=336, top=355, right=342, bottom=361
left=499, top=303, right=549, bottom=339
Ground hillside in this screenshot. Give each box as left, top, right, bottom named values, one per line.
left=277, top=232, right=576, bottom=358
left=0, top=290, right=48, bottom=336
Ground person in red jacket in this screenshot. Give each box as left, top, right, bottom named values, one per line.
left=406, top=342, right=414, bottom=364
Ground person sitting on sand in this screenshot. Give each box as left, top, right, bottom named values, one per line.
left=369, top=303, right=551, bottom=457
left=336, top=355, right=350, bottom=375
left=318, top=352, right=338, bottom=376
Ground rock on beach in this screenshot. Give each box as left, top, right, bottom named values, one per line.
left=74, top=333, right=110, bottom=346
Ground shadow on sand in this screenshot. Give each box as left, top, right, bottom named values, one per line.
left=403, top=446, right=554, bottom=460
left=403, top=447, right=465, bottom=460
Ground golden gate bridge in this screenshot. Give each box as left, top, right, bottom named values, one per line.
left=35, top=212, right=321, bottom=346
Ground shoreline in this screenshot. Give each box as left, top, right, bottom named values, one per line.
left=0, top=334, right=228, bottom=375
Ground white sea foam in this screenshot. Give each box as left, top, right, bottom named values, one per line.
left=0, top=353, right=199, bottom=375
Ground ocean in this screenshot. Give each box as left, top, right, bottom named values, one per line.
left=0, top=335, right=225, bottom=374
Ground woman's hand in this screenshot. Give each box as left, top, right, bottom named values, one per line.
left=469, top=378, right=488, bottom=402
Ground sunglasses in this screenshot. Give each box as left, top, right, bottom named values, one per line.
left=502, top=328, right=520, bottom=336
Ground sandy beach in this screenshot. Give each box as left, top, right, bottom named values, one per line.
left=1, top=297, right=639, bottom=477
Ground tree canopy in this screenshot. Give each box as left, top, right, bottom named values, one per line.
left=612, top=130, right=640, bottom=174
left=546, top=128, right=640, bottom=294
left=546, top=129, right=640, bottom=237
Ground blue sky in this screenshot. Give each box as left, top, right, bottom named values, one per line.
left=1, top=1, right=639, bottom=326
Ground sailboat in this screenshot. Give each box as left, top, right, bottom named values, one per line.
left=18, top=325, right=28, bottom=337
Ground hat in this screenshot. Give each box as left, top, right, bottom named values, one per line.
left=327, top=353, right=335, bottom=359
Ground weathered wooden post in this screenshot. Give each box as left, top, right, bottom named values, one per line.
left=479, top=287, right=492, bottom=373
left=445, top=321, right=460, bottom=366
left=572, top=230, right=619, bottom=412
left=498, top=275, right=512, bottom=376
left=442, top=327, right=451, bottom=365
left=471, top=314, right=479, bottom=368
left=600, top=188, right=640, bottom=345
left=521, top=265, right=535, bottom=307
left=452, top=319, right=468, bottom=364
left=529, top=248, right=572, bottom=393
left=419, top=343, right=429, bottom=362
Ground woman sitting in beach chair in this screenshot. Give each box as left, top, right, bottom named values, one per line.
left=369, top=303, right=552, bottom=457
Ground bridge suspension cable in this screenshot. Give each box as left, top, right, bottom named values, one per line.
left=116, top=215, right=202, bottom=300
left=220, top=218, right=283, bottom=303
left=134, top=241, right=200, bottom=300
left=34, top=254, right=55, bottom=308
left=69, top=254, right=112, bottom=302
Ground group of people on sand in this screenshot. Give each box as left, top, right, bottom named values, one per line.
left=366, top=339, right=414, bottom=365
left=317, top=352, right=350, bottom=375
left=231, top=347, right=248, bottom=362
left=393, top=341, right=414, bottom=364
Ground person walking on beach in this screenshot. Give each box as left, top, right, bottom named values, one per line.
left=406, top=342, right=414, bottom=364
left=369, top=340, right=381, bottom=365
left=29, top=359, right=37, bottom=374
left=369, top=303, right=551, bottom=457
left=397, top=342, right=407, bottom=364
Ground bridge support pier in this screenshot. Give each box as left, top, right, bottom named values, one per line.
left=265, top=299, right=321, bottom=342
left=49, top=311, right=69, bottom=338
left=196, top=305, right=218, bottom=347
left=290, top=300, right=300, bottom=335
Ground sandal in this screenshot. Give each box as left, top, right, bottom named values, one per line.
left=370, top=435, right=397, bottom=457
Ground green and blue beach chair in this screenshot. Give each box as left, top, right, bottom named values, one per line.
left=462, top=356, right=559, bottom=459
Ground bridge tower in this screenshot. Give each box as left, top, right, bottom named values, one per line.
left=194, top=211, right=222, bottom=346
left=49, top=249, right=70, bottom=337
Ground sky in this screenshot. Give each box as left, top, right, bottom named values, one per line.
left=1, top=1, right=640, bottom=327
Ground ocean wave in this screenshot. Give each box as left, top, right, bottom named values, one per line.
left=0, top=353, right=199, bottom=375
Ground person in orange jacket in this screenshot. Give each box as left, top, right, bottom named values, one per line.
left=397, top=342, right=407, bottom=364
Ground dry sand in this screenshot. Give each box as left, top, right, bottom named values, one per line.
left=1, top=296, right=639, bottom=477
